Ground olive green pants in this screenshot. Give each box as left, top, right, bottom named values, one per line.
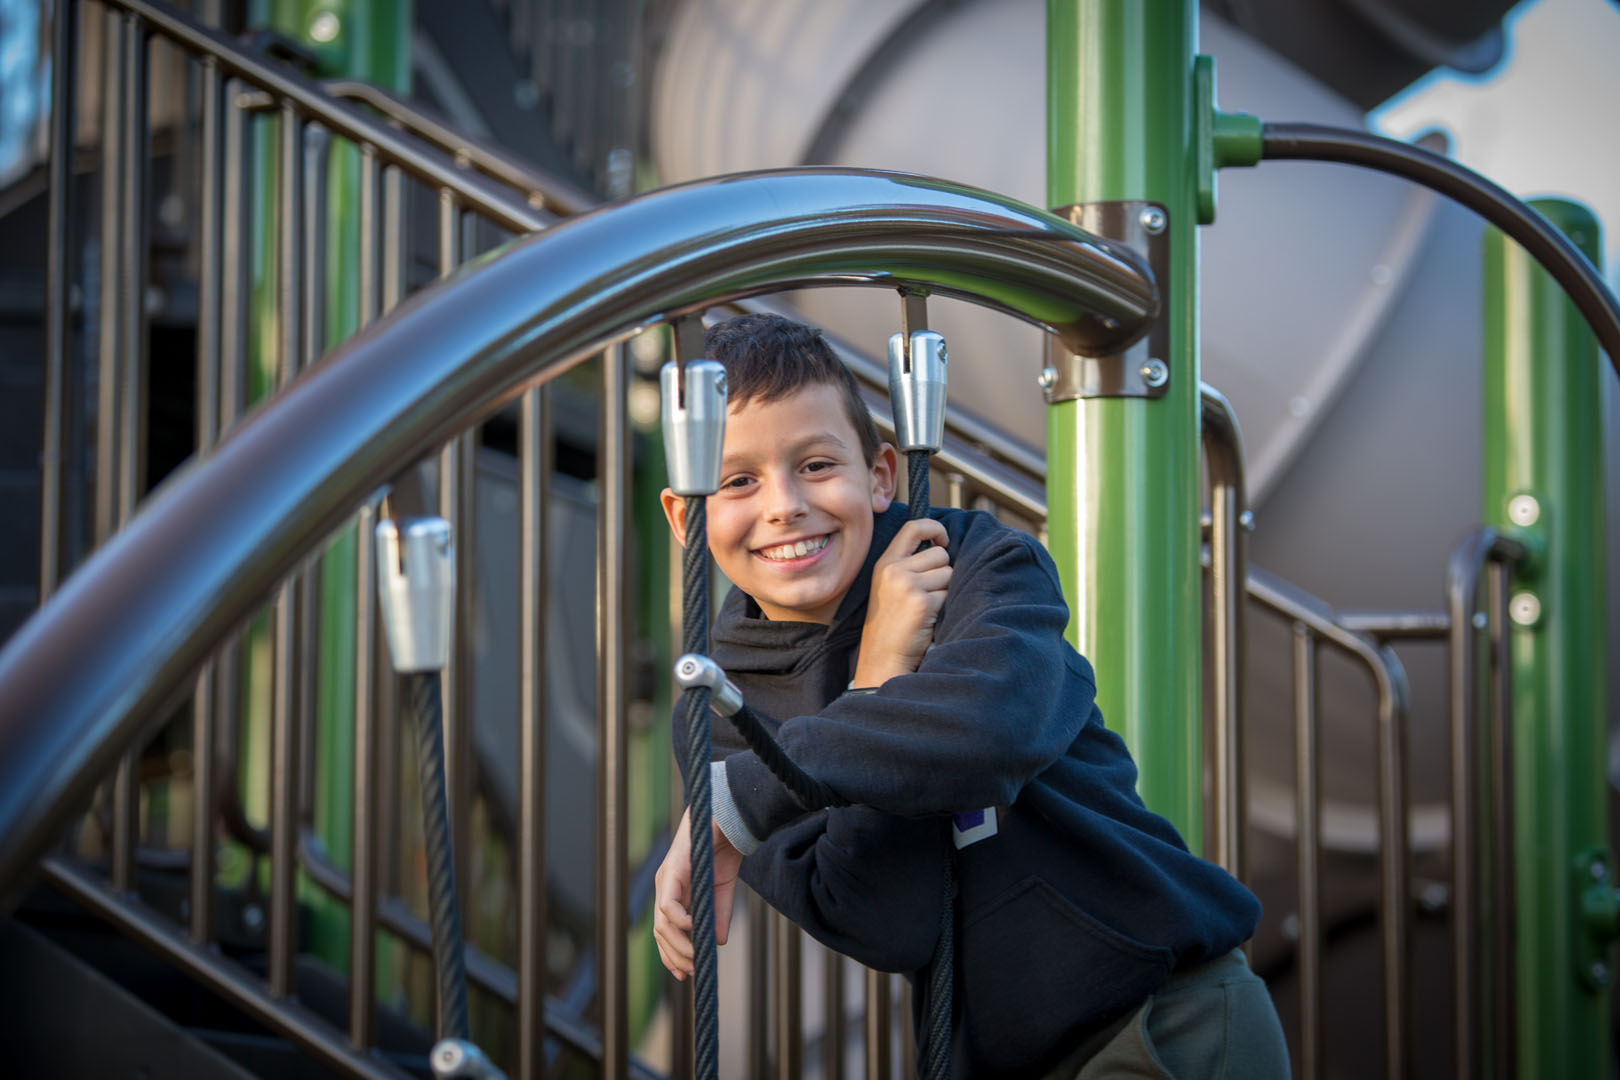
left=1046, top=949, right=1290, bottom=1080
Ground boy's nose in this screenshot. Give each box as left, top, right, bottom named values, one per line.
left=762, top=476, right=808, bottom=523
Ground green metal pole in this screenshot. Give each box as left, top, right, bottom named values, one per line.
left=1045, top=0, right=1202, bottom=841
left=245, top=0, right=411, bottom=970
left=1483, top=198, right=1614, bottom=1080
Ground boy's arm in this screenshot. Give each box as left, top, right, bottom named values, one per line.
left=747, top=805, right=950, bottom=973
left=723, top=531, right=1096, bottom=841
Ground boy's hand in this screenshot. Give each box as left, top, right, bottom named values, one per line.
left=853, top=519, right=951, bottom=687
left=653, top=807, right=743, bottom=980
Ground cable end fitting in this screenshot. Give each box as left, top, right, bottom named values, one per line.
left=431, top=1038, right=507, bottom=1080
left=660, top=359, right=728, bottom=496
left=674, top=653, right=743, bottom=717
left=887, top=330, right=948, bottom=453
left=376, top=516, right=455, bottom=674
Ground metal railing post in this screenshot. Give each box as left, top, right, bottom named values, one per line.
left=1483, top=198, right=1614, bottom=1080
left=1045, top=0, right=1203, bottom=840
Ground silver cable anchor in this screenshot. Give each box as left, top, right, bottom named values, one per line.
left=674, top=653, right=744, bottom=717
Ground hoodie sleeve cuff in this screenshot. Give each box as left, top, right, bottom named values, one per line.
left=711, top=761, right=761, bottom=856
left=722, top=751, right=810, bottom=842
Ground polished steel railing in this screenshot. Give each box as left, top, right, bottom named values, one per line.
left=7, top=11, right=1158, bottom=1080
left=11, top=4, right=1521, bottom=1078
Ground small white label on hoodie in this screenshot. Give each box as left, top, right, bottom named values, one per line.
left=952, top=807, right=998, bottom=849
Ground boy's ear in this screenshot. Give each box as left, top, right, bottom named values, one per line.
left=869, top=443, right=898, bottom=512
left=660, top=488, right=688, bottom=546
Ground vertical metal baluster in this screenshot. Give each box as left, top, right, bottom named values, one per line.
left=748, top=890, right=770, bottom=1077
left=436, top=188, right=476, bottom=908
left=1487, top=560, right=1517, bottom=1078
left=864, top=969, right=891, bottom=1080
left=1377, top=641, right=1411, bottom=1080
left=93, top=6, right=121, bottom=547
left=348, top=141, right=382, bottom=1051
left=268, top=102, right=304, bottom=1000
left=823, top=948, right=844, bottom=1080
left=774, top=915, right=802, bottom=1080
left=41, top=0, right=79, bottom=600
left=518, top=380, right=551, bottom=1080
left=296, top=125, right=331, bottom=828
left=598, top=343, right=631, bottom=1078
left=1203, top=388, right=1248, bottom=881
left=189, top=51, right=225, bottom=947
left=1293, top=625, right=1321, bottom=1080
left=375, top=164, right=406, bottom=898
left=108, top=11, right=151, bottom=897
left=943, top=471, right=965, bottom=511
left=897, top=981, right=915, bottom=1079
left=1447, top=536, right=1482, bottom=1080
left=214, top=77, right=250, bottom=817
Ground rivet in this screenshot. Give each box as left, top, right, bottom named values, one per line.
left=1508, top=493, right=1540, bottom=527
left=1138, top=206, right=1167, bottom=235
left=308, top=11, right=340, bottom=43
left=1037, top=366, right=1058, bottom=391
left=1140, top=359, right=1169, bottom=388
left=1509, top=592, right=1541, bottom=627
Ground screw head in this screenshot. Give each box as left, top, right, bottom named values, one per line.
left=1509, top=592, right=1541, bottom=627
left=1037, top=366, right=1058, bottom=391
left=308, top=10, right=341, bottom=43
left=1138, top=206, right=1168, bottom=235
left=1140, top=358, right=1169, bottom=388
left=1508, top=493, right=1540, bottom=527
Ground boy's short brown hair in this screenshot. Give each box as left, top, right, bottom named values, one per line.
left=703, top=313, right=882, bottom=465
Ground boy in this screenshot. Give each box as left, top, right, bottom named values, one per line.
left=653, top=313, right=1287, bottom=1078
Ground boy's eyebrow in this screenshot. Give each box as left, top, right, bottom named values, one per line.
left=722, top=431, right=849, bottom=469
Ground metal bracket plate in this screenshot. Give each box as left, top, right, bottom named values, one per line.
left=1043, top=200, right=1171, bottom=402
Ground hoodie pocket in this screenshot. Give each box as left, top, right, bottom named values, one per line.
left=961, top=875, right=1174, bottom=1074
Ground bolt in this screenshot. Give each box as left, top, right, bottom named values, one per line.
left=308, top=10, right=340, bottom=43
left=1037, top=366, right=1058, bottom=391
left=1138, top=206, right=1167, bottom=235
left=1508, top=493, right=1540, bottom=527
left=1509, top=592, right=1541, bottom=627
left=1140, top=358, right=1169, bottom=388
left=1593, top=961, right=1611, bottom=986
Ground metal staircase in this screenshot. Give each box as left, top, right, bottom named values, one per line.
left=0, top=3, right=1589, bottom=1078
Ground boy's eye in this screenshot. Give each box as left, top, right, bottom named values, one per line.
left=723, top=475, right=754, bottom=490
left=803, top=460, right=834, bottom=473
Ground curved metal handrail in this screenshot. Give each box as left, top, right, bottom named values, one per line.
left=0, top=166, right=1155, bottom=899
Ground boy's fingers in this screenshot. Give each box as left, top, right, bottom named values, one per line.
left=886, top=519, right=947, bottom=558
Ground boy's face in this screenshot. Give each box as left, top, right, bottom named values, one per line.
left=661, top=382, right=895, bottom=624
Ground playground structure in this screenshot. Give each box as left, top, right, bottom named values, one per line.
left=0, top=1, right=1614, bottom=1078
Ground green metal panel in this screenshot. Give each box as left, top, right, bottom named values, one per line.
left=244, top=0, right=412, bottom=974
left=1045, top=0, right=1203, bottom=842
left=1483, top=198, right=1614, bottom=1080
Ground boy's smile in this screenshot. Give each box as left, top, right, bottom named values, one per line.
left=662, top=383, right=895, bottom=624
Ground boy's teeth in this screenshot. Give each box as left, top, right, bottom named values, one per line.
left=762, top=536, right=827, bottom=561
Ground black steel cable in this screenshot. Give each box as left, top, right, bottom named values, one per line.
left=1260, top=122, right=1620, bottom=378
left=406, top=670, right=470, bottom=1042
left=907, top=448, right=953, bottom=1080
left=725, top=703, right=847, bottom=811
left=681, top=497, right=720, bottom=1080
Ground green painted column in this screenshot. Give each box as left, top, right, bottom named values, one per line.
left=1483, top=198, right=1614, bottom=1080
left=246, top=0, right=411, bottom=969
left=1045, top=0, right=1202, bottom=841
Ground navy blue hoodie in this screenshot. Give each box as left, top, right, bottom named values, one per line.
left=675, top=503, right=1259, bottom=1078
